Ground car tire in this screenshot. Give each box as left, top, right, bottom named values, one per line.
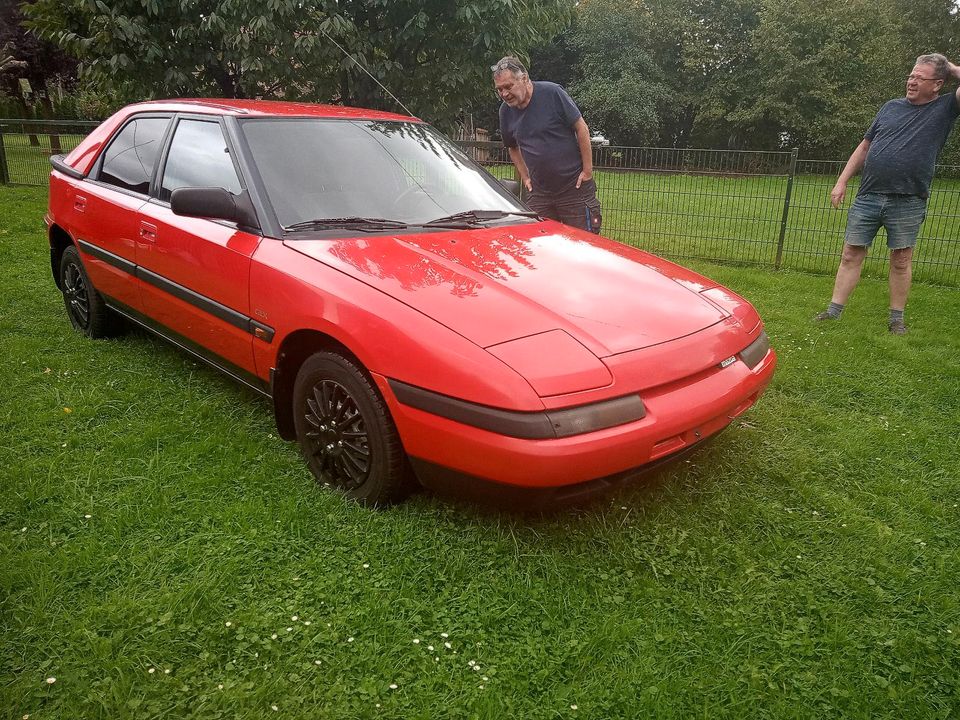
left=59, top=245, right=123, bottom=338
left=292, top=351, right=412, bottom=506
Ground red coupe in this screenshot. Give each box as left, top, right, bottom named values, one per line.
left=46, top=99, right=776, bottom=506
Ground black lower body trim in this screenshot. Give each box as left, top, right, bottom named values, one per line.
left=104, top=296, right=271, bottom=397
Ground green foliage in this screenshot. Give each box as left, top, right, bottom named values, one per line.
left=568, top=0, right=673, bottom=144
left=22, top=0, right=574, bottom=129
left=721, top=0, right=902, bottom=155
left=536, top=0, right=960, bottom=156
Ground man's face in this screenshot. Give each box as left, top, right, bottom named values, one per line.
left=906, top=63, right=943, bottom=104
left=494, top=71, right=532, bottom=109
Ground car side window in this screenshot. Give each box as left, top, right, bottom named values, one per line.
left=98, top=117, right=170, bottom=195
left=159, top=119, right=243, bottom=203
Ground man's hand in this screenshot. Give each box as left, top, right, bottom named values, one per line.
left=575, top=170, right=592, bottom=189
left=830, top=180, right=847, bottom=209
left=522, top=176, right=532, bottom=192
left=948, top=60, right=960, bottom=81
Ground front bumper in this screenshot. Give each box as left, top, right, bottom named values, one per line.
left=373, top=345, right=776, bottom=490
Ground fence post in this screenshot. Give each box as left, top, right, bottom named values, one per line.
left=775, top=147, right=798, bottom=269
left=0, top=125, right=9, bottom=185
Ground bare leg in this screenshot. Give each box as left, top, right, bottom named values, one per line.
left=888, top=247, right=913, bottom=311
left=830, top=244, right=868, bottom=305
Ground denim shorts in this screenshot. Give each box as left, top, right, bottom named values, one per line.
left=845, top=192, right=927, bottom=250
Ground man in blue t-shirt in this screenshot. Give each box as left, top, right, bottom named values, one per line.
left=492, top=56, right=602, bottom=233
left=815, top=53, right=960, bottom=334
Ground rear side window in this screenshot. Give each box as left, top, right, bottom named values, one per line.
left=159, top=119, right=243, bottom=202
left=99, top=117, right=170, bottom=194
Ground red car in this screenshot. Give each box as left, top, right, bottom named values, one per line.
left=46, top=99, right=776, bottom=506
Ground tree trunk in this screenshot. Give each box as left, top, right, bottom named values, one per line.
left=15, top=95, right=40, bottom=147
left=39, top=92, right=61, bottom=154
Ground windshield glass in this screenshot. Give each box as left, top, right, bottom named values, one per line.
left=239, top=118, right=528, bottom=230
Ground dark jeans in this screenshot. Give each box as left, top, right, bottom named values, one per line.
left=526, top=179, right=602, bottom=234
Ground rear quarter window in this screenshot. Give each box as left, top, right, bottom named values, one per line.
left=98, top=117, right=170, bottom=194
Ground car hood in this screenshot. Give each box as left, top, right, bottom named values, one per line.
left=286, top=221, right=727, bottom=356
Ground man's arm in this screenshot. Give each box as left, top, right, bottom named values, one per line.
left=573, top=117, right=593, bottom=188
left=948, top=61, right=960, bottom=105
left=831, top=139, right=871, bottom=208
left=507, top=146, right=532, bottom=192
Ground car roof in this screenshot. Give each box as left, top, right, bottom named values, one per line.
left=59, top=98, right=424, bottom=176
left=123, top=98, right=420, bottom=123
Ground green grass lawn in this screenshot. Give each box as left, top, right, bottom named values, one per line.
left=2, top=185, right=959, bottom=718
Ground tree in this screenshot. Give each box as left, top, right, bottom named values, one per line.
left=719, top=0, right=903, bottom=156
left=1, top=0, right=79, bottom=149
left=567, top=0, right=673, bottom=145
left=24, top=0, right=574, bottom=130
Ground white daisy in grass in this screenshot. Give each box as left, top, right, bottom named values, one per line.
left=225, top=621, right=232, bottom=627
left=271, top=705, right=278, bottom=711
left=444, top=642, right=452, bottom=649
left=304, top=621, right=312, bottom=626
left=148, top=668, right=155, bottom=674
left=286, top=627, right=293, bottom=632
left=45, top=677, right=56, bottom=684
left=315, top=660, right=322, bottom=665
left=363, top=563, right=369, bottom=569
left=389, top=683, right=398, bottom=689
left=440, top=632, right=449, bottom=638
left=413, top=639, right=420, bottom=644
left=218, top=684, right=223, bottom=690
left=347, top=637, right=354, bottom=643
left=427, top=645, right=434, bottom=651
left=291, top=616, right=298, bottom=621
left=271, top=634, right=278, bottom=640
left=571, top=704, right=578, bottom=710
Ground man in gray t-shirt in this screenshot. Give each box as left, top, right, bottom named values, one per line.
left=815, top=53, right=960, bottom=335
left=492, top=56, right=602, bottom=233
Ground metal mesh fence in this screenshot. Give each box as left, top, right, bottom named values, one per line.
left=4, top=122, right=959, bottom=286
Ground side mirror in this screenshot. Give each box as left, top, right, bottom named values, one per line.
left=170, top=187, right=259, bottom=229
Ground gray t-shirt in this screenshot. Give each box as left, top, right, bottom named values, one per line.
left=859, top=93, right=960, bottom=198
left=500, top=81, right=583, bottom=194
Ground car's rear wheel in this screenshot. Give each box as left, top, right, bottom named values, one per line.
left=59, top=245, right=122, bottom=338
left=292, top=352, right=411, bottom=506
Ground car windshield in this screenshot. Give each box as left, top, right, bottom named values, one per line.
left=239, top=118, right=529, bottom=231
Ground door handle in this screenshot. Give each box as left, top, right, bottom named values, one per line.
left=139, top=221, right=158, bottom=243
left=74, top=195, right=87, bottom=212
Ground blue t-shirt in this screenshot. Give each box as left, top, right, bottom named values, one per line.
left=500, top=81, right=583, bottom=194
left=859, top=93, right=960, bottom=198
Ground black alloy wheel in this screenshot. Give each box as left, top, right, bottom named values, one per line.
left=292, top=352, right=412, bottom=506
left=58, top=245, right=122, bottom=338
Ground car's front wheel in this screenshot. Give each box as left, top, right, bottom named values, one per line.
left=292, top=352, right=412, bottom=506
left=59, top=245, right=122, bottom=338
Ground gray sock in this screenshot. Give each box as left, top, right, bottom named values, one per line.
left=826, top=301, right=845, bottom=318
left=889, top=309, right=904, bottom=324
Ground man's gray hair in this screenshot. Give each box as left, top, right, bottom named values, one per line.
left=491, top=56, right=528, bottom=78
left=916, top=53, right=949, bottom=80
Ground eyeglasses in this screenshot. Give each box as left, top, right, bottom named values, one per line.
left=491, top=60, right=526, bottom=75
left=906, top=74, right=939, bottom=82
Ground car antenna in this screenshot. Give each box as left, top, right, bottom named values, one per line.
left=319, top=28, right=416, bottom=118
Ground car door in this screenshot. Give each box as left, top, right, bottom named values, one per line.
left=71, top=114, right=172, bottom=313
left=136, top=115, right=262, bottom=381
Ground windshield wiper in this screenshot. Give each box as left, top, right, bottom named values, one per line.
left=423, top=209, right=540, bottom=227
left=284, top=216, right=409, bottom=233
